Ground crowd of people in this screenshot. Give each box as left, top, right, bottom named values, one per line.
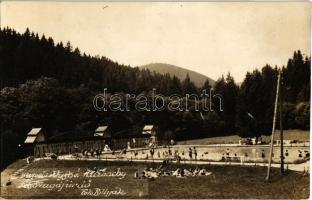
left=133, top=161, right=212, bottom=179
left=71, top=145, right=203, bottom=163
left=131, top=146, right=199, bottom=161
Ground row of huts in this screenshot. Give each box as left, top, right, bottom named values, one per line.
left=24, top=125, right=157, bottom=157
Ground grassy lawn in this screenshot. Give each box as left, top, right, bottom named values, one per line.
left=1, top=159, right=309, bottom=199
left=177, top=129, right=309, bottom=145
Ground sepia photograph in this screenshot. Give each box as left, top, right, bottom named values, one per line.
left=0, top=1, right=310, bottom=199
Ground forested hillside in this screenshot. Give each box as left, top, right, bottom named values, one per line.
left=0, top=28, right=186, bottom=95
left=141, top=63, right=215, bottom=87
left=0, top=27, right=310, bottom=169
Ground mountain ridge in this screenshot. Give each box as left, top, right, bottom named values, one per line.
left=140, top=63, right=215, bottom=87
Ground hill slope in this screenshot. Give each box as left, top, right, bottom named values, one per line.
left=141, top=63, right=215, bottom=87
left=1, top=159, right=309, bottom=199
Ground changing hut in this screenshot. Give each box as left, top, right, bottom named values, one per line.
left=142, top=125, right=157, bottom=146
left=24, top=128, right=47, bottom=144
left=24, top=128, right=47, bottom=157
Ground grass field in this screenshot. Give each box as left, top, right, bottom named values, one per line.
left=177, top=129, right=310, bottom=145
left=1, top=159, right=309, bottom=199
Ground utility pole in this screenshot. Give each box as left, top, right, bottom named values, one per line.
left=280, top=75, right=284, bottom=174
left=266, top=70, right=281, bottom=181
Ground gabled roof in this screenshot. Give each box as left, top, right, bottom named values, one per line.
left=27, top=128, right=42, bottom=136
left=95, top=126, right=108, bottom=132
left=143, top=125, right=154, bottom=131
left=94, top=132, right=105, bottom=137
left=24, top=136, right=37, bottom=143
left=94, top=131, right=111, bottom=138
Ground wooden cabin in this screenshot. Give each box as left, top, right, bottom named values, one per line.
left=24, top=128, right=47, bottom=157
left=24, top=128, right=47, bottom=144
left=142, top=125, right=158, bottom=146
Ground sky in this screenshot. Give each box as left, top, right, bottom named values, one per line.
left=0, top=1, right=310, bottom=82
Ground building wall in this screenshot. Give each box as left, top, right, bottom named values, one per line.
left=34, top=140, right=107, bottom=157
left=35, top=131, right=47, bottom=143
left=33, top=137, right=151, bottom=157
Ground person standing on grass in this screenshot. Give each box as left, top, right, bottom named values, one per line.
left=150, top=148, right=155, bottom=157
left=176, top=155, right=181, bottom=164
left=134, top=170, right=139, bottom=178
left=150, top=148, right=155, bottom=162
left=226, top=148, right=230, bottom=157
left=194, top=147, right=197, bottom=160
left=133, top=138, right=136, bottom=148
left=96, top=149, right=100, bottom=159
left=189, top=147, right=193, bottom=160
left=261, top=150, right=265, bottom=158
left=168, top=146, right=172, bottom=156
left=91, top=149, right=94, bottom=157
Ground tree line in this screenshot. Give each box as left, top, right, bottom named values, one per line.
left=0, top=27, right=310, bottom=169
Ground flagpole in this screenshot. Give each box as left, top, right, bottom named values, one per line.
left=280, top=75, right=284, bottom=174
left=266, top=70, right=281, bottom=181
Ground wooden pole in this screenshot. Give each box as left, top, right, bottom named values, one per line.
left=280, top=76, right=284, bottom=174
left=266, top=70, right=281, bottom=181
